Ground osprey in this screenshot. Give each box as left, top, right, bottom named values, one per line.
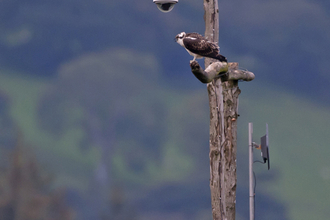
left=175, top=32, right=227, bottom=62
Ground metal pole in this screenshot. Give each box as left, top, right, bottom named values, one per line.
left=249, top=123, right=254, bottom=220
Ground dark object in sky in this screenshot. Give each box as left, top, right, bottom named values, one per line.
left=153, top=0, right=178, bottom=13
left=260, top=124, right=270, bottom=170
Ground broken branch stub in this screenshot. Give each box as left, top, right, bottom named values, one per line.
left=190, top=61, right=255, bottom=83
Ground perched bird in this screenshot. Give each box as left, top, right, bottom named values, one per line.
left=175, top=32, right=227, bottom=62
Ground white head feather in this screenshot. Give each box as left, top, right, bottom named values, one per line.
left=175, top=32, right=186, bottom=47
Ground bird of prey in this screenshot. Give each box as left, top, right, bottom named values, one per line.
left=175, top=32, right=227, bottom=62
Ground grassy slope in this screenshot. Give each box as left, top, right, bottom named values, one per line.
left=0, top=69, right=329, bottom=219
left=0, top=69, right=98, bottom=190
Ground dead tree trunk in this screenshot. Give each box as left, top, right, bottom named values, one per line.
left=190, top=60, right=254, bottom=220
left=202, top=1, right=254, bottom=219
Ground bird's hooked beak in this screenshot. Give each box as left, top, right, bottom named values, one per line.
left=174, top=35, right=179, bottom=42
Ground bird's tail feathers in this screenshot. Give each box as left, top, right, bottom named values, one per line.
left=215, top=54, right=227, bottom=62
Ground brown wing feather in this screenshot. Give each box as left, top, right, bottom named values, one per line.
left=183, top=33, right=220, bottom=58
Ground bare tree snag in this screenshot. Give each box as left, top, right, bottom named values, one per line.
left=203, top=0, right=254, bottom=219
left=207, top=73, right=241, bottom=220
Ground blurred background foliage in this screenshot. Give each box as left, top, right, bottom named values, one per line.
left=0, top=0, right=329, bottom=219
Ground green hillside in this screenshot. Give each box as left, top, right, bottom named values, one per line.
left=0, top=0, right=329, bottom=219
left=0, top=50, right=329, bottom=219
left=238, top=83, right=330, bottom=220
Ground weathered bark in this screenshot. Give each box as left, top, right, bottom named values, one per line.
left=207, top=77, right=224, bottom=220
left=203, top=1, right=250, bottom=219
left=220, top=80, right=240, bottom=220
left=207, top=77, right=240, bottom=220
left=222, top=63, right=255, bottom=81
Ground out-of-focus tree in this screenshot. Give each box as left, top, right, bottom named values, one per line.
left=37, top=48, right=185, bottom=183
left=0, top=133, right=75, bottom=220
left=0, top=90, right=16, bottom=149
left=36, top=48, right=209, bottom=218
